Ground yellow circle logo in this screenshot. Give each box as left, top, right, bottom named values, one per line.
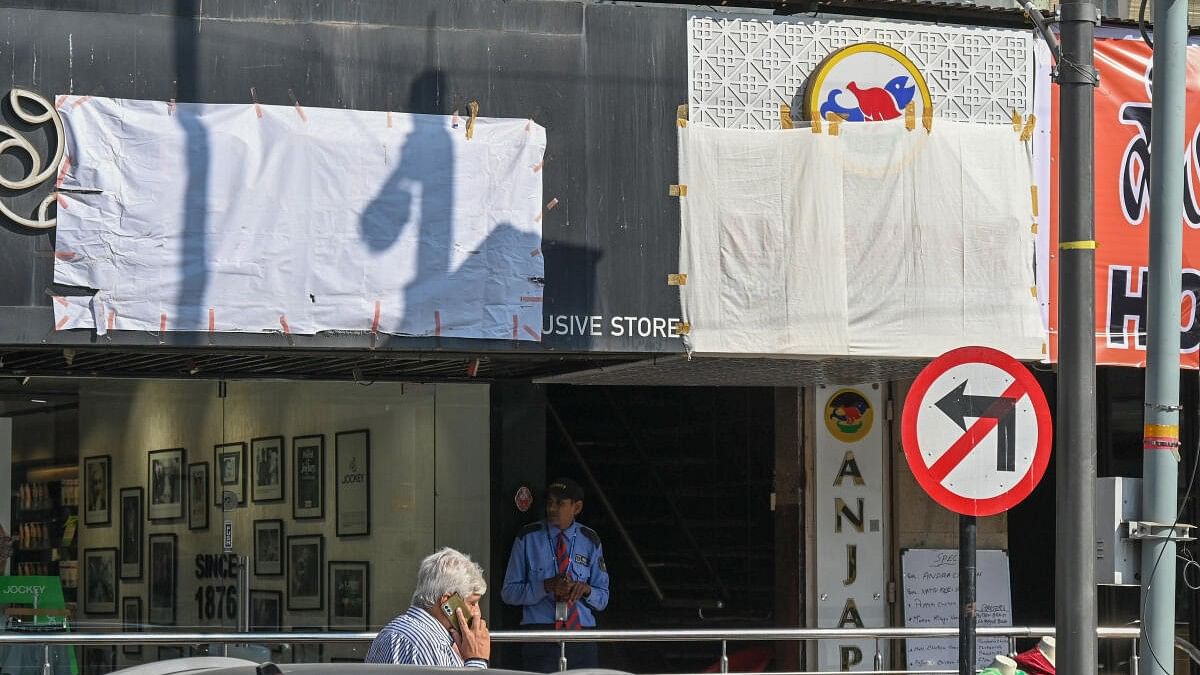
left=802, top=43, right=932, bottom=123
left=824, top=388, right=874, bottom=443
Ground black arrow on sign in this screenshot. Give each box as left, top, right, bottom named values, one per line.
left=935, top=381, right=1019, bottom=472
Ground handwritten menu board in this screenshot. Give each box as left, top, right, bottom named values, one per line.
left=902, top=548, right=1013, bottom=671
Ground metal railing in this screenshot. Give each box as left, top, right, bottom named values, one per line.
left=0, top=626, right=1157, bottom=675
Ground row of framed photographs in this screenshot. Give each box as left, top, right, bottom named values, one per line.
left=86, top=537, right=370, bottom=630
left=83, top=534, right=178, bottom=624
left=87, top=429, right=372, bottom=541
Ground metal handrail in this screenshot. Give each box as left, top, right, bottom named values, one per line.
left=0, top=625, right=1142, bottom=644
left=11, top=627, right=1150, bottom=675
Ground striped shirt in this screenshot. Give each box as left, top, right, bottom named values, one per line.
left=364, top=605, right=487, bottom=668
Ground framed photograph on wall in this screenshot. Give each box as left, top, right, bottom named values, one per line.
left=188, top=462, right=209, bottom=530
left=254, top=519, right=284, bottom=576
left=251, top=436, right=285, bottom=503
left=328, top=561, right=369, bottom=631
left=122, top=596, right=142, bottom=655
left=147, top=448, right=186, bottom=521
left=148, top=533, right=177, bottom=625
left=215, top=442, right=246, bottom=506
left=83, top=455, right=112, bottom=526
left=292, top=435, right=324, bottom=520
left=334, top=430, right=370, bottom=537
left=249, top=590, right=282, bottom=631
left=286, top=534, right=324, bottom=611
left=118, top=487, right=143, bottom=580
left=83, top=548, right=117, bottom=615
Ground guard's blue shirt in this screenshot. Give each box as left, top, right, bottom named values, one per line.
left=501, top=520, right=610, bottom=627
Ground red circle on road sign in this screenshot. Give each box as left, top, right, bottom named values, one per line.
left=901, top=346, right=1052, bottom=516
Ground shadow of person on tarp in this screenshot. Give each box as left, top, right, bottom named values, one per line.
left=359, top=68, right=543, bottom=341
left=173, top=0, right=210, bottom=333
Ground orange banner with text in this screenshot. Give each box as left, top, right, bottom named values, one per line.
left=1050, top=38, right=1200, bottom=367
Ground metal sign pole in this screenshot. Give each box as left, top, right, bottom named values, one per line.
left=1140, top=0, right=1190, bottom=664
left=959, top=515, right=976, bottom=675
left=1055, top=0, right=1099, bottom=672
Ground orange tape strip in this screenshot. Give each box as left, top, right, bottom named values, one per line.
left=208, top=308, right=216, bottom=334
left=520, top=296, right=543, bottom=303
left=55, top=95, right=66, bottom=110
left=512, top=314, right=519, bottom=340
left=287, top=89, right=307, bottom=122
left=465, top=101, right=479, bottom=140
left=55, top=155, right=72, bottom=188
left=160, top=313, right=167, bottom=333
left=168, top=99, right=176, bottom=116
left=387, top=110, right=393, bottom=129
left=54, top=251, right=76, bottom=261
left=434, top=310, right=442, bottom=337
left=532, top=161, right=544, bottom=173
left=53, top=296, right=69, bottom=308
left=107, top=310, right=115, bottom=332
left=279, top=315, right=291, bottom=334
left=71, top=96, right=92, bottom=109
left=531, top=248, right=542, bottom=257
left=523, top=324, right=541, bottom=340
left=371, top=300, right=381, bottom=333
left=1144, top=424, right=1179, bottom=439
left=55, top=315, right=69, bottom=330
left=54, top=155, right=72, bottom=209
left=250, top=87, right=263, bottom=119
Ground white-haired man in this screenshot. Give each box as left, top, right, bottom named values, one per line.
left=365, top=547, right=491, bottom=667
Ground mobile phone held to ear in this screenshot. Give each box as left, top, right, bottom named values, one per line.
left=441, top=593, right=472, bottom=631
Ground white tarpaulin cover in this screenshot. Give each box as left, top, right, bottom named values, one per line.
left=52, top=96, right=546, bottom=340
left=678, top=119, right=1043, bottom=359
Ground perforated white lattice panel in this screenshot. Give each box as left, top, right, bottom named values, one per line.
left=688, top=14, right=1034, bottom=129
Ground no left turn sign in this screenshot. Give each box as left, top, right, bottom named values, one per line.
left=901, top=346, right=1053, bottom=517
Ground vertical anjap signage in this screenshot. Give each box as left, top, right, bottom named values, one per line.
left=814, top=384, right=888, bottom=671
left=1049, top=37, right=1200, bottom=366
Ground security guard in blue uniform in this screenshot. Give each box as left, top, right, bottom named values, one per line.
left=501, top=478, right=610, bottom=672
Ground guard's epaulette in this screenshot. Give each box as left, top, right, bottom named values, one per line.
left=579, top=525, right=601, bottom=546
left=518, top=522, right=544, bottom=539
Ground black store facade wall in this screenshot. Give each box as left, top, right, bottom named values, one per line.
left=0, top=0, right=692, bottom=658
left=0, top=0, right=689, bottom=355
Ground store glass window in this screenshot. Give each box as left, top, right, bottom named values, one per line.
left=2, top=378, right=491, bottom=669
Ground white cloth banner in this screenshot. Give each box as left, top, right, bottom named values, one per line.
left=52, top=96, right=546, bottom=340
left=678, top=119, right=1044, bottom=359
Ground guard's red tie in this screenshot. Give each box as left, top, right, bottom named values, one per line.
left=554, top=532, right=581, bottom=630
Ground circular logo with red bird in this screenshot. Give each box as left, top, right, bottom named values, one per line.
left=802, top=43, right=932, bottom=124
left=824, top=388, right=874, bottom=443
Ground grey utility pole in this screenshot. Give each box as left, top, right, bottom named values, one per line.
left=1055, top=0, right=1098, bottom=673
left=1141, top=0, right=1189, bottom=667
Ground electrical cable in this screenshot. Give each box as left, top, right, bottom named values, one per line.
left=1138, top=377, right=1200, bottom=675
left=1015, top=0, right=1062, bottom=67
left=1178, top=552, right=1200, bottom=591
